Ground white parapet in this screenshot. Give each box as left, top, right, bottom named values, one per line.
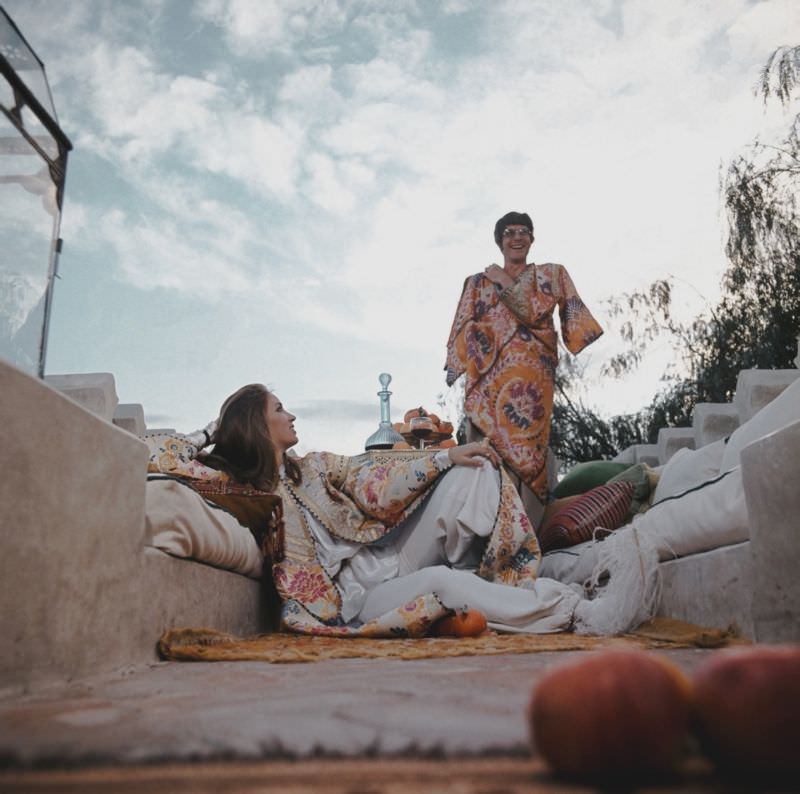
left=1, top=360, right=148, bottom=690
left=692, top=402, right=740, bottom=448
left=733, top=369, right=800, bottom=425
left=741, top=418, right=800, bottom=643
left=44, top=372, right=119, bottom=422
left=113, top=403, right=146, bottom=436
left=656, top=427, right=695, bottom=465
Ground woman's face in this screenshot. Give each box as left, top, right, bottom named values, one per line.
left=500, top=225, right=533, bottom=262
left=265, top=391, right=298, bottom=453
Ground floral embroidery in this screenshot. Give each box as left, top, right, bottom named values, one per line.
left=278, top=567, right=329, bottom=603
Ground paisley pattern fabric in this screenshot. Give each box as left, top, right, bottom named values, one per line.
left=145, top=436, right=543, bottom=637
left=445, top=263, right=602, bottom=501
left=144, top=433, right=225, bottom=482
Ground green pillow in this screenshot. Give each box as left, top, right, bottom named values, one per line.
left=608, top=463, right=656, bottom=517
left=553, top=460, right=630, bottom=499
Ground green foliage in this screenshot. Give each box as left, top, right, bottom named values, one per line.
left=551, top=45, right=800, bottom=469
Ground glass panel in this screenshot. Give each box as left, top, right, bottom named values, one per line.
left=0, top=109, right=58, bottom=375
left=0, top=12, right=57, bottom=120
left=18, top=103, right=59, bottom=161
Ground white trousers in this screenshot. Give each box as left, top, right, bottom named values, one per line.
left=357, top=462, right=580, bottom=634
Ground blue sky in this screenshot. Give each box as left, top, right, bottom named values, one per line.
left=5, top=0, right=799, bottom=454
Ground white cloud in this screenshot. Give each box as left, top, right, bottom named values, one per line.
left=195, top=0, right=348, bottom=55
left=100, top=208, right=253, bottom=298
left=278, top=64, right=340, bottom=112
left=8, top=0, right=800, bottom=445
left=727, top=0, right=800, bottom=61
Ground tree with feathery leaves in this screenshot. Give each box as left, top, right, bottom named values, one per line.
left=551, top=45, right=800, bottom=470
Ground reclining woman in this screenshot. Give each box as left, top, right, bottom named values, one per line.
left=149, top=383, right=589, bottom=637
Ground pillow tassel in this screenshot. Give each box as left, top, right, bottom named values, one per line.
left=572, top=526, right=662, bottom=636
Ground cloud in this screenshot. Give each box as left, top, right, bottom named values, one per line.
left=292, top=398, right=376, bottom=421
left=99, top=208, right=253, bottom=298
left=195, top=0, right=348, bottom=56
left=9, top=0, right=800, bottom=441
left=726, top=0, right=799, bottom=61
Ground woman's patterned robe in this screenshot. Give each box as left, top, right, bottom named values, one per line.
left=145, top=437, right=542, bottom=637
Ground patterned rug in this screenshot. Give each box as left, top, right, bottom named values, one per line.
left=158, top=617, right=745, bottom=663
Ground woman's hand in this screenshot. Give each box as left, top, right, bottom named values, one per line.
left=447, top=438, right=501, bottom=468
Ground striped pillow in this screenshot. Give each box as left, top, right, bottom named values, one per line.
left=539, top=481, right=636, bottom=553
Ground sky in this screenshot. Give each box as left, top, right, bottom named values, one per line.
left=4, top=0, right=799, bottom=455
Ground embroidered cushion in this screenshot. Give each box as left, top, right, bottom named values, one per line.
left=553, top=461, right=631, bottom=499
left=145, top=477, right=268, bottom=578
left=538, top=481, right=636, bottom=553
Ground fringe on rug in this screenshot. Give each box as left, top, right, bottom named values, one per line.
left=572, top=526, right=662, bottom=636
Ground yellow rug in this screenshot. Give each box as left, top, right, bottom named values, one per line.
left=158, top=617, right=745, bottom=663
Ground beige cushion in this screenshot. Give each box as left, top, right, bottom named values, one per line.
left=145, top=478, right=264, bottom=579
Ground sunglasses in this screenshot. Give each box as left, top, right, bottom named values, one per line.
left=501, top=227, right=532, bottom=239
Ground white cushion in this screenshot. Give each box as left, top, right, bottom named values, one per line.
left=631, top=465, right=748, bottom=561
left=652, top=439, right=725, bottom=503
left=144, top=478, right=263, bottom=579
left=539, top=541, right=599, bottom=585
left=721, top=378, right=800, bottom=473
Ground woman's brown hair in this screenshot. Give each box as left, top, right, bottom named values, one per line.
left=200, top=383, right=301, bottom=490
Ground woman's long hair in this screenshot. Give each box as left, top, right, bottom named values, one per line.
left=200, top=383, right=301, bottom=490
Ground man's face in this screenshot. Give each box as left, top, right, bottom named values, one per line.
left=500, top=225, right=533, bottom=261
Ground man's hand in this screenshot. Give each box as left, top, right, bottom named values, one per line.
left=447, top=438, right=500, bottom=468
left=484, top=264, right=514, bottom=289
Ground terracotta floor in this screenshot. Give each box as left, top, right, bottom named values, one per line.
left=0, top=648, right=789, bottom=792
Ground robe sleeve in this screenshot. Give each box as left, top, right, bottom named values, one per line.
left=144, top=433, right=230, bottom=482
left=444, top=276, right=475, bottom=386
left=339, top=452, right=444, bottom=525
left=555, top=265, right=604, bottom=355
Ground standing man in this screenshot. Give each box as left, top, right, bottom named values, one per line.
left=445, top=211, right=603, bottom=526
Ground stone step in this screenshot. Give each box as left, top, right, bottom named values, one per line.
left=113, top=403, right=146, bottom=436
left=692, top=402, right=740, bottom=447
left=733, top=369, right=800, bottom=424
left=44, top=372, right=119, bottom=422
left=656, top=427, right=695, bottom=465
left=612, top=443, right=660, bottom=467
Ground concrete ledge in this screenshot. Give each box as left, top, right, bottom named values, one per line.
left=657, top=543, right=754, bottom=638
left=135, top=549, right=271, bottom=661
left=692, top=403, right=739, bottom=447
left=43, top=372, right=119, bottom=422
left=741, top=419, right=800, bottom=643
left=733, top=369, right=800, bottom=424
